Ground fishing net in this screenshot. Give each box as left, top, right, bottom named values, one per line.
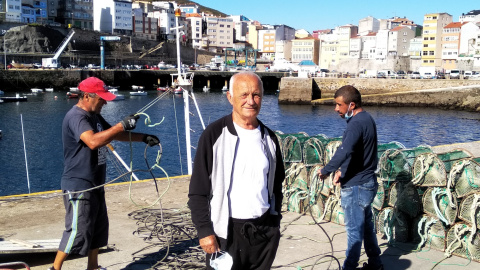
left=372, top=178, right=389, bottom=211
left=282, top=133, right=310, bottom=163
left=284, top=163, right=306, bottom=187
left=412, top=149, right=472, bottom=187
left=451, top=159, right=480, bottom=198
left=445, top=223, right=480, bottom=262
left=388, top=182, right=423, bottom=218
left=458, top=192, right=480, bottom=230
left=274, top=130, right=286, bottom=153
left=303, top=137, right=326, bottom=166
left=378, top=146, right=433, bottom=182
left=324, top=140, right=342, bottom=165
left=310, top=195, right=325, bottom=224
left=412, top=215, right=447, bottom=252
left=323, top=195, right=344, bottom=225
left=376, top=207, right=410, bottom=243
left=308, top=165, right=324, bottom=205
left=289, top=164, right=309, bottom=192
left=377, top=141, right=406, bottom=159
left=287, top=189, right=309, bottom=214
left=422, top=187, right=458, bottom=226
left=319, top=171, right=335, bottom=197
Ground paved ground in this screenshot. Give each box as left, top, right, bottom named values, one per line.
left=1, top=141, right=479, bottom=270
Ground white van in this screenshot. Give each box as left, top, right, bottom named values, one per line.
left=450, top=69, right=460, bottom=79
left=464, top=70, right=473, bottom=79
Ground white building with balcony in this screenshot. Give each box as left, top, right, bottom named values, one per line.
left=94, top=0, right=133, bottom=35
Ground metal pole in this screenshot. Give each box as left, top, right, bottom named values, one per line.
left=4, top=35, right=6, bottom=70
left=100, top=39, right=105, bottom=70
left=21, top=114, right=31, bottom=194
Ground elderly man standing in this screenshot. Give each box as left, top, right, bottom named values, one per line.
left=188, top=72, right=285, bottom=270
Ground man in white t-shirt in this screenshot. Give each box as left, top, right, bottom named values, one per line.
left=188, top=72, right=285, bottom=270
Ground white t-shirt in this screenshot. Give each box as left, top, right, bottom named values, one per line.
left=228, top=123, right=270, bottom=219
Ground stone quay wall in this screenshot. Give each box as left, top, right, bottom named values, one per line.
left=278, top=77, right=480, bottom=112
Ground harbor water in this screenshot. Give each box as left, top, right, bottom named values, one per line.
left=0, top=89, right=479, bottom=196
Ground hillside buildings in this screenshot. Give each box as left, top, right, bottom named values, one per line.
left=0, top=1, right=479, bottom=72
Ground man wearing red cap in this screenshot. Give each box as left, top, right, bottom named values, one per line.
left=48, top=77, right=159, bottom=270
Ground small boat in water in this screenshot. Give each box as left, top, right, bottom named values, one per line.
left=69, top=87, right=79, bottom=92
left=221, top=85, right=228, bottom=92
left=130, top=90, right=147, bottom=96
left=203, top=86, right=210, bottom=92
left=174, top=86, right=182, bottom=94
left=31, top=88, right=43, bottom=93
left=0, top=93, right=28, bottom=102
left=131, top=85, right=144, bottom=90
left=157, top=86, right=168, bottom=92
left=45, top=88, right=54, bottom=92
left=108, top=89, right=125, bottom=100
left=66, top=92, right=79, bottom=99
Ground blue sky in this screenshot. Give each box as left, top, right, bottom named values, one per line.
left=195, top=0, right=478, bottom=33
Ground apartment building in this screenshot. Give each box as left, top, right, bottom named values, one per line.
left=421, top=13, right=453, bottom=69
left=388, top=26, right=415, bottom=57
left=20, top=0, right=47, bottom=23
left=275, top=40, right=292, bottom=61
left=358, top=16, right=379, bottom=36
left=149, top=1, right=176, bottom=40
left=93, top=0, right=132, bottom=35
left=205, top=17, right=234, bottom=53
left=248, top=23, right=261, bottom=50
left=186, top=13, right=207, bottom=48
left=179, top=3, right=198, bottom=14
left=5, top=0, right=21, bottom=22
left=292, top=37, right=319, bottom=64
left=459, top=10, right=480, bottom=24
left=132, top=7, right=158, bottom=40
left=258, top=26, right=276, bottom=59
left=228, top=15, right=250, bottom=42
left=441, top=22, right=463, bottom=71
left=408, top=37, right=423, bottom=59
left=360, top=32, right=377, bottom=59
left=338, top=24, right=357, bottom=59
left=21, top=4, right=35, bottom=23
left=349, top=36, right=361, bottom=58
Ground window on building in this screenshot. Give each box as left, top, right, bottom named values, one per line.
left=430, top=37, right=435, bottom=40
left=429, top=51, right=434, bottom=55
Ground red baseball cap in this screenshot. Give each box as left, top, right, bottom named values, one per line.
left=78, top=77, right=116, bottom=101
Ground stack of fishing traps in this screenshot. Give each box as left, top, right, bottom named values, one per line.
left=276, top=131, right=480, bottom=262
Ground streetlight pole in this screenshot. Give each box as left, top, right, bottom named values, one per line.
left=2, top=30, right=6, bottom=70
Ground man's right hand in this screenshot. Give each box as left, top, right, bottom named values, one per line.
left=199, top=234, right=220, bottom=254
left=121, top=114, right=140, bottom=131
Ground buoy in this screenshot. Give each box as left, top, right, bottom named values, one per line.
left=54, top=96, right=58, bottom=99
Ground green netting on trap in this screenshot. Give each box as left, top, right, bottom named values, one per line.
left=322, top=195, right=344, bottom=225
left=377, top=141, right=406, bottom=159
left=373, top=178, right=389, bottom=211
left=388, top=182, right=423, bottom=218
left=451, top=159, right=480, bottom=198
left=310, top=195, right=325, bottom=224
left=378, top=146, right=433, bottom=182
left=376, top=207, right=410, bottom=243
left=319, top=171, right=335, bottom=196
left=436, top=149, right=473, bottom=172
left=458, top=193, right=480, bottom=230
left=445, top=223, right=480, bottom=262
left=287, top=190, right=309, bottom=213
left=422, top=187, right=458, bottom=226
left=282, top=134, right=310, bottom=163
left=308, top=165, right=324, bottom=204
left=324, top=140, right=343, bottom=165
left=412, top=215, right=447, bottom=252
left=303, top=137, right=326, bottom=166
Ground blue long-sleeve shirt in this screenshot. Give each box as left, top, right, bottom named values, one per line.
left=320, top=111, right=378, bottom=187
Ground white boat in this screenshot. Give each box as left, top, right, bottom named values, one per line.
left=31, top=88, right=43, bottom=93
left=221, top=85, right=228, bottom=92
left=45, top=88, right=54, bottom=92
left=131, top=85, right=144, bottom=90
left=174, top=86, right=182, bottom=94
left=108, top=89, right=125, bottom=100
left=202, top=86, right=210, bottom=92
left=130, top=90, right=147, bottom=96
left=69, top=87, right=79, bottom=92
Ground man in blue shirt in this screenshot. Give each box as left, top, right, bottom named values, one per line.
left=319, top=85, right=383, bottom=270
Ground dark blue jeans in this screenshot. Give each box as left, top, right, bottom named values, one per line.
left=340, top=178, right=382, bottom=270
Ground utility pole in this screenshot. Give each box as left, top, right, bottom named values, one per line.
left=1, top=29, right=6, bottom=70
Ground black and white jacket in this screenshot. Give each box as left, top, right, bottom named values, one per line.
left=188, top=114, right=285, bottom=240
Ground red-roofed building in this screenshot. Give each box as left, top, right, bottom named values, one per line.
left=441, top=22, right=466, bottom=70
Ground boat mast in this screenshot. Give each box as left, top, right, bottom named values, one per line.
left=174, top=7, right=193, bottom=175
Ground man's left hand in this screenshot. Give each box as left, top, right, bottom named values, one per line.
left=142, top=134, right=160, bottom=146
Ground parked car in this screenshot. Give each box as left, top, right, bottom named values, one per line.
left=396, top=70, right=406, bottom=79
left=464, top=70, right=473, bottom=79
left=421, top=72, right=435, bottom=79
left=409, top=72, right=421, bottom=79
left=436, top=72, right=446, bottom=79
left=449, top=69, right=460, bottom=79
